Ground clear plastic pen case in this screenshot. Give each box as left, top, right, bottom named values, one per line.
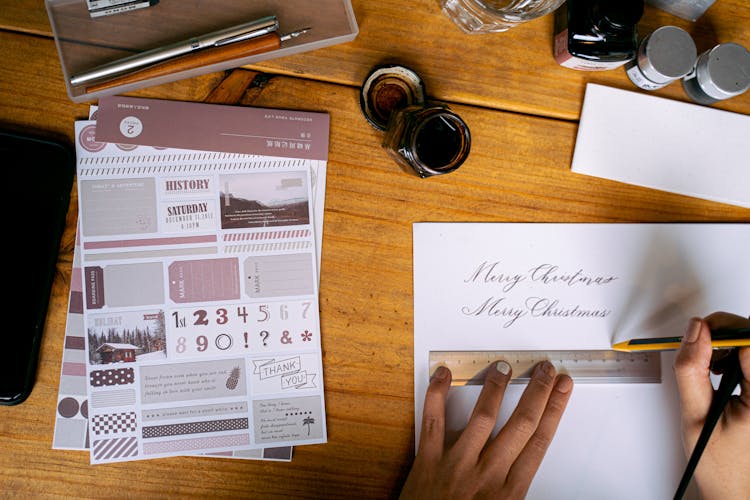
left=46, top=0, right=358, bottom=102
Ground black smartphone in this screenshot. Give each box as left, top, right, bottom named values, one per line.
left=0, top=131, right=74, bottom=405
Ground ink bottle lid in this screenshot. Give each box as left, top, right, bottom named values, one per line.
left=682, top=43, right=750, bottom=105
left=382, top=105, right=471, bottom=178
left=360, top=65, right=426, bottom=131
left=626, top=26, right=697, bottom=90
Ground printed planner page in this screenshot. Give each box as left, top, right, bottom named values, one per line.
left=53, top=106, right=305, bottom=461
left=53, top=227, right=293, bottom=462
left=74, top=117, right=327, bottom=464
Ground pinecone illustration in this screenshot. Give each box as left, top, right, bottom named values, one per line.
left=225, top=366, right=241, bottom=390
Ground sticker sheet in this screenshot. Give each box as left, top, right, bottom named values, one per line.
left=65, top=100, right=328, bottom=463
left=53, top=228, right=293, bottom=462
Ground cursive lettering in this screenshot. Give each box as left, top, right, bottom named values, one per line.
left=461, top=297, right=527, bottom=327
left=529, top=264, right=618, bottom=287
left=526, top=297, right=612, bottom=320
left=464, top=261, right=526, bottom=292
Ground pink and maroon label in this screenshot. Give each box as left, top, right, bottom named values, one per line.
left=168, top=258, right=241, bottom=303
left=85, top=266, right=105, bottom=309
left=95, top=96, right=330, bottom=161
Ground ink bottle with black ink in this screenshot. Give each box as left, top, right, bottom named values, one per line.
left=554, top=0, right=644, bottom=71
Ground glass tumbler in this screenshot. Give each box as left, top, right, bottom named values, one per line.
left=441, top=0, right=565, bottom=33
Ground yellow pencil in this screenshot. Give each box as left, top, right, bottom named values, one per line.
left=612, top=327, right=750, bottom=352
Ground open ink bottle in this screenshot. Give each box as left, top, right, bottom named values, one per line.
left=554, top=0, right=644, bottom=71
left=360, top=64, right=471, bottom=178
left=382, top=105, right=471, bottom=178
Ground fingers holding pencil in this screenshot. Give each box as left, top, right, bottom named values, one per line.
left=673, top=317, right=714, bottom=434
left=673, top=312, right=750, bottom=500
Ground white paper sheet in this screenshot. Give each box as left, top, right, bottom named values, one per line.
left=413, top=223, right=750, bottom=500
left=571, top=83, right=750, bottom=208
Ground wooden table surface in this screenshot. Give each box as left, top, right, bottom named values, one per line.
left=1, top=1, right=748, bottom=498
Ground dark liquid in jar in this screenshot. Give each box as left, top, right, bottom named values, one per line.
left=414, top=115, right=463, bottom=171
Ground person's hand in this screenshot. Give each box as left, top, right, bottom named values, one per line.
left=673, top=312, right=750, bottom=500
left=400, top=360, right=573, bottom=500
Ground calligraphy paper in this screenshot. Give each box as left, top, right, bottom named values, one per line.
left=413, top=223, right=749, bottom=500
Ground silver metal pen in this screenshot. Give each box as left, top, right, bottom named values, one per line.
left=69, top=15, right=279, bottom=86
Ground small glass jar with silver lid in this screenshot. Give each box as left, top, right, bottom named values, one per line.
left=626, top=26, right=697, bottom=90
left=682, top=43, right=750, bottom=105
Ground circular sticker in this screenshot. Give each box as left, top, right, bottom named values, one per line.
left=116, top=143, right=139, bottom=151
left=119, top=116, right=143, bottom=138
left=79, top=124, right=106, bottom=153
left=57, top=397, right=80, bottom=418
left=215, top=334, right=233, bottom=351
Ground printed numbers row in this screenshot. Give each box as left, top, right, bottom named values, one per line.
left=171, top=302, right=312, bottom=329
left=170, top=328, right=317, bottom=358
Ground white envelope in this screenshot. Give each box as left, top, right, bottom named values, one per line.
left=571, top=83, right=750, bottom=209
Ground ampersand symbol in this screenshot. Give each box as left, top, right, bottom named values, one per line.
left=280, top=330, right=293, bottom=344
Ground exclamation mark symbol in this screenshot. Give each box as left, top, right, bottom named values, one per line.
left=244, top=332, right=248, bottom=348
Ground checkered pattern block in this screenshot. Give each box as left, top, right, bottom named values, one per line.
left=91, top=411, right=137, bottom=436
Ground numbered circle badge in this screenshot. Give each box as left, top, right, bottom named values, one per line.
left=119, top=116, right=143, bottom=138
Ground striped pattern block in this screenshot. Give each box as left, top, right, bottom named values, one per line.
left=224, top=229, right=311, bottom=241
left=143, top=433, right=250, bottom=455
left=91, top=389, right=136, bottom=408
left=225, top=241, right=312, bottom=254
left=78, top=156, right=302, bottom=176
left=92, top=436, right=139, bottom=461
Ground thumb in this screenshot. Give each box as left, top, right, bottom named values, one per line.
left=673, top=318, right=715, bottom=431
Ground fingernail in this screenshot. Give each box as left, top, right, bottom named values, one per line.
left=432, top=365, right=449, bottom=381
left=533, top=361, right=554, bottom=380
left=495, top=361, right=511, bottom=375
left=683, top=318, right=701, bottom=344
left=555, top=375, right=573, bottom=394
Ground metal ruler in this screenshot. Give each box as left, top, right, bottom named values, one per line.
left=429, top=350, right=662, bottom=385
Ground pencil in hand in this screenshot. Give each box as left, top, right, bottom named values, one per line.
left=612, top=327, right=750, bottom=352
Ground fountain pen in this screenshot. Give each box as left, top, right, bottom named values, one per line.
left=83, top=26, right=311, bottom=94
left=69, top=15, right=280, bottom=87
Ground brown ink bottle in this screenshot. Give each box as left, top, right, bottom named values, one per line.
left=554, top=0, right=644, bottom=71
left=382, top=105, right=471, bottom=178
left=360, top=64, right=471, bottom=177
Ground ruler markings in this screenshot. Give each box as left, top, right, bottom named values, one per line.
left=428, top=350, right=661, bottom=385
